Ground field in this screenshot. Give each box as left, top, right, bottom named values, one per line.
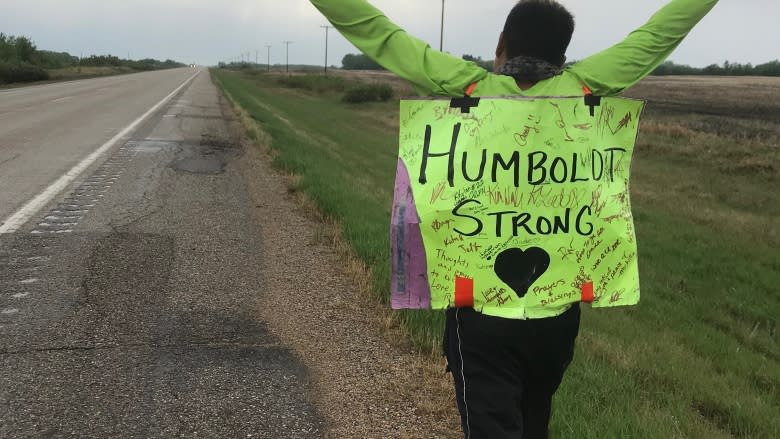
left=0, top=66, right=144, bottom=89
left=213, top=69, right=779, bottom=438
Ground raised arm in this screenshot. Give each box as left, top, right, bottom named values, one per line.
left=569, top=0, right=719, bottom=96
left=309, top=0, right=487, bottom=96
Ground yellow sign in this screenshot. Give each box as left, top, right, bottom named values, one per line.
left=391, top=97, right=645, bottom=319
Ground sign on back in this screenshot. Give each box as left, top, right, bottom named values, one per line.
left=391, top=96, right=646, bottom=319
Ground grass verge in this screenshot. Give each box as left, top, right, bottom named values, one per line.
left=0, top=66, right=171, bottom=89
left=213, top=69, right=779, bottom=439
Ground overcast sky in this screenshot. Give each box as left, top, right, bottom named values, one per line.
left=0, top=1, right=775, bottom=68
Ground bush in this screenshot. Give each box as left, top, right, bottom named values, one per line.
left=342, top=83, right=393, bottom=103
left=276, top=74, right=350, bottom=94
left=34, top=50, right=79, bottom=69
left=341, top=53, right=384, bottom=70
left=0, top=62, right=49, bottom=84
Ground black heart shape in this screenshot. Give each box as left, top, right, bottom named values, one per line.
left=494, top=247, right=551, bottom=299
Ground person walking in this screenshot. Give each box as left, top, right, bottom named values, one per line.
left=309, top=1, right=719, bottom=437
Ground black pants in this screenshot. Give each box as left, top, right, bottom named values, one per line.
left=444, top=305, right=581, bottom=439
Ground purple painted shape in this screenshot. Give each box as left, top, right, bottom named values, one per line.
left=390, top=160, right=432, bottom=309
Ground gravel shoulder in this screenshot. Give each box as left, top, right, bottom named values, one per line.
left=232, top=121, right=461, bottom=438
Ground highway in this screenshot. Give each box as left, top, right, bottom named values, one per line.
left=0, top=69, right=322, bottom=437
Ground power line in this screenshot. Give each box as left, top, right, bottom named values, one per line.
left=266, top=45, right=272, bottom=72
left=440, top=0, right=445, bottom=52
left=320, top=25, right=334, bottom=73
left=283, top=41, right=294, bottom=74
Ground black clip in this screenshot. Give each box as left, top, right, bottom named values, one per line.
left=584, top=94, right=602, bottom=117
left=450, top=95, right=480, bottom=114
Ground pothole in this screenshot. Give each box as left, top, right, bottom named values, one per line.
left=169, top=134, right=239, bottom=175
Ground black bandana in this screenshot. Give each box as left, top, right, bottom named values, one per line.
left=496, top=56, right=562, bottom=82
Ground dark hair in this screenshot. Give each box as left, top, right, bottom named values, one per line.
left=503, top=0, right=574, bottom=66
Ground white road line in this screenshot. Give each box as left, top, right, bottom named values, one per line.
left=0, top=70, right=201, bottom=234
left=52, top=96, right=74, bottom=103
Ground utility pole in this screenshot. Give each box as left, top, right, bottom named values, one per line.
left=266, top=45, right=272, bottom=72
left=320, top=25, right=334, bottom=73
left=283, top=41, right=293, bottom=74
left=440, top=0, right=445, bottom=52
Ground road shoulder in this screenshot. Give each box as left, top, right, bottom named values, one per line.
left=233, top=117, right=460, bottom=438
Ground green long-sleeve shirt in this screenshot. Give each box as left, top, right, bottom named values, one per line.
left=310, top=0, right=718, bottom=98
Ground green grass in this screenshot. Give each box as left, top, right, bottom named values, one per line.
left=213, top=69, right=779, bottom=438
left=47, top=66, right=135, bottom=80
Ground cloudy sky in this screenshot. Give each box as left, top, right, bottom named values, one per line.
left=0, top=1, right=775, bottom=68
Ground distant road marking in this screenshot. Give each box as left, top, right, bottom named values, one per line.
left=0, top=70, right=201, bottom=234
left=52, top=96, right=73, bottom=103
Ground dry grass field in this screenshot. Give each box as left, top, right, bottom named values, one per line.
left=627, top=76, right=780, bottom=156
left=627, top=75, right=780, bottom=121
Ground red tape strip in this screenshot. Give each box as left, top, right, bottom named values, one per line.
left=581, top=281, right=595, bottom=303
left=455, top=276, right=475, bottom=308
left=465, top=82, right=478, bottom=97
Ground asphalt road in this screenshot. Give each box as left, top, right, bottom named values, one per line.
left=0, top=69, right=323, bottom=437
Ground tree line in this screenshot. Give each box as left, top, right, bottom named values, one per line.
left=651, top=60, right=780, bottom=77
left=341, top=53, right=383, bottom=70
left=0, top=33, right=50, bottom=83
left=340, top=54, right=491, bottom=71
left=340, top=52, right=780, bottom=78
left=0, top=32, right=185, bottom=84
left=76, top=54, right=185, bottom=71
